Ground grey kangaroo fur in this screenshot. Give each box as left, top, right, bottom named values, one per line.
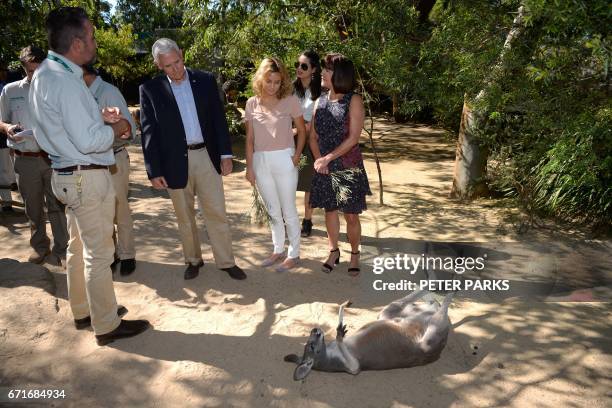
left=284, top=290, right=453, bottom=380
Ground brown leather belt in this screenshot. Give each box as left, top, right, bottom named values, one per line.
left=14, top=150, right=48, bottom=158
left=187, top=142, right=206, bottom=150
left=54, top=164, right=109, bottom=172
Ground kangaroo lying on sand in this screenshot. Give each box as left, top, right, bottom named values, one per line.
left=284, top=290, right=453, bottom=380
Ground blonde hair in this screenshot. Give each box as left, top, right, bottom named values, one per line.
left=252, top=58, right=292, bottom=99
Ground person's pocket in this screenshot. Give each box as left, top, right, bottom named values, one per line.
left=286, top=148, right=297, bottom=169
left=51, top=173, right=81, bottom=210
left=81, top=170, right=115, bottom=206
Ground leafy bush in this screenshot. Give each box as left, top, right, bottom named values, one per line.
left=531, top=109, right=611, bottom=225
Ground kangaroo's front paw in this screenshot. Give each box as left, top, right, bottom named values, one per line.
left=336, top=324, right=348, bottom=339
left=284, top=353, right=300, bottom=364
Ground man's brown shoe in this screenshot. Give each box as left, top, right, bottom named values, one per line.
left=95, top=319, right=151, bottom=346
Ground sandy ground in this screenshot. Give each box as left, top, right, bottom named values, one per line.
left=1, top=117, right=611, bottom=407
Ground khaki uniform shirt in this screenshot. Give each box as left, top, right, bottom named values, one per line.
left=29, top=50, right=114, bottom=168
left=0, top=78, right=40, bottom=152
left=88, top=76, right=136, bottom=150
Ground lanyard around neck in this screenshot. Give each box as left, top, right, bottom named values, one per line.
left=47, top=54, right=74, bottom=74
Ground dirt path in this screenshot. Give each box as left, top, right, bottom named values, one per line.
left=1, top=118, right=610, bottom=407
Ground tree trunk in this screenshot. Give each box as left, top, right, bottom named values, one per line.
left=357, top=72, right=384, bottom=205
left=365, top=113, right=384, bottom=205
left=392, top=93, right=399, bottom=121
left=450, top=5, right=526, bottom=199
left=450, top=100, right=488, bottom=198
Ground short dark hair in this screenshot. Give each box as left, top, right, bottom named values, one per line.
left=222, top=80, right=238, bottom=93
left=46, top=7, right=89, bottom=54
left=19, top=45, right=46, bottom=64
left=324, top=53, right=356, bottom=94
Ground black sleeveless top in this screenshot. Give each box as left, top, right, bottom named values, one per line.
left=309, top=92, right=371, bottom=213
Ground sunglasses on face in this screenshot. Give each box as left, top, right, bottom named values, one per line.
left=294, top=62, right=310, bottom=71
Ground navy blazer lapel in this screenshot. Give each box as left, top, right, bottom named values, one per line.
left=160, top=77, right=180, bottom=111
left=159, top=75, right=187, bottom=140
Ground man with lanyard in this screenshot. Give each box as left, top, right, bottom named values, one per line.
left=29, top=7, right=149, bottom=345
left=83, top=64, right=137, bottom=276
left=0, top=45, right=68, bottom=265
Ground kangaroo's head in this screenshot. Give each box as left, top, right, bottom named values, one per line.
left=284, top=327, right=326, bottom=381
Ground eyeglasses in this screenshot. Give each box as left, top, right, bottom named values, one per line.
left=294, top=62, right=310, bottom=71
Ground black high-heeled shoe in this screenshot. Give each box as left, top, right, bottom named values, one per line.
left=348, top=251, right=360, bottom=276
left=321, top=248, right=340, bottom=273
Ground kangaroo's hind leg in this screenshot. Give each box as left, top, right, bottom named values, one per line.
left=420, top=292, right=453, bottom=352
left=378, top=290, right=428, bottom=320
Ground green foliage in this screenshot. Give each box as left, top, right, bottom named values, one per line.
left=413, top=0, right=520, bottom=129
left=427, top=0, right=611, bottom=227
left=95, top=24, right=137, bottom=80
left=0, top=0, right=115, bottom=65
left=0, top=0, right=50, bottom=63
left=113, top=0, right=184, bottom=34
left=531, top=109, right=611, bottom=225
left=181, top=0, right=610, bottom=227
left=1, top=0, right=609, bottom=226
left=224, top=104, right=245, bottom=140
left=181, top=0, right=424, bottom=88
left=247, top=186, right=273, bottom=226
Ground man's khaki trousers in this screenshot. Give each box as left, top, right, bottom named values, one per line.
left=110, top=149, right=135, bottom=260
left=167, top=148, right=235, bottom=268
left=51, top=169, right=120, bottom=335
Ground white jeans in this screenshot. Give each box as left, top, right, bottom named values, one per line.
left=254, top=148, right=300, bottom=259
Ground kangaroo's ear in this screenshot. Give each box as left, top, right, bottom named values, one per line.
left=293, top=358, right=314, bottom=381
left=284, top=353, right=301, bottom=364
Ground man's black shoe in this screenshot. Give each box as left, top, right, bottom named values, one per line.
left=120, top=258, right=136, bottom=276
left=1, top=205, right=14, bottom=213
left=74, top=305, right=128, bottom=330
left=95, top=319, right=151, bottom=346
left=221, top=265, right=247, bottom=280
left=110, top=257, right=120, bottom=272
left=184, top=260, right=203, bottom=280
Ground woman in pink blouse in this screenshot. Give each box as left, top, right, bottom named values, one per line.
left=245, top=58, right=307, bottom=272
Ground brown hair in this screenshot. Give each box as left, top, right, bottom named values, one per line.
left=19, top=45, right=46, bottom=64
left=324, top=53, right=356, bottom=94
left=252, top=57, right=292, bottom=99
left=45, top=7, right=89, bottom=54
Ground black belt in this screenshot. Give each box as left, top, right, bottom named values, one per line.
left=54, top=164, right=109, bottom=172
left=187, top=142, right=206, bottom=150
left=114, top=147, right=126, bottom=154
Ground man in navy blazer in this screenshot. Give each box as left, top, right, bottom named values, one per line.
left=139, top=38, right=246, bottom=280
